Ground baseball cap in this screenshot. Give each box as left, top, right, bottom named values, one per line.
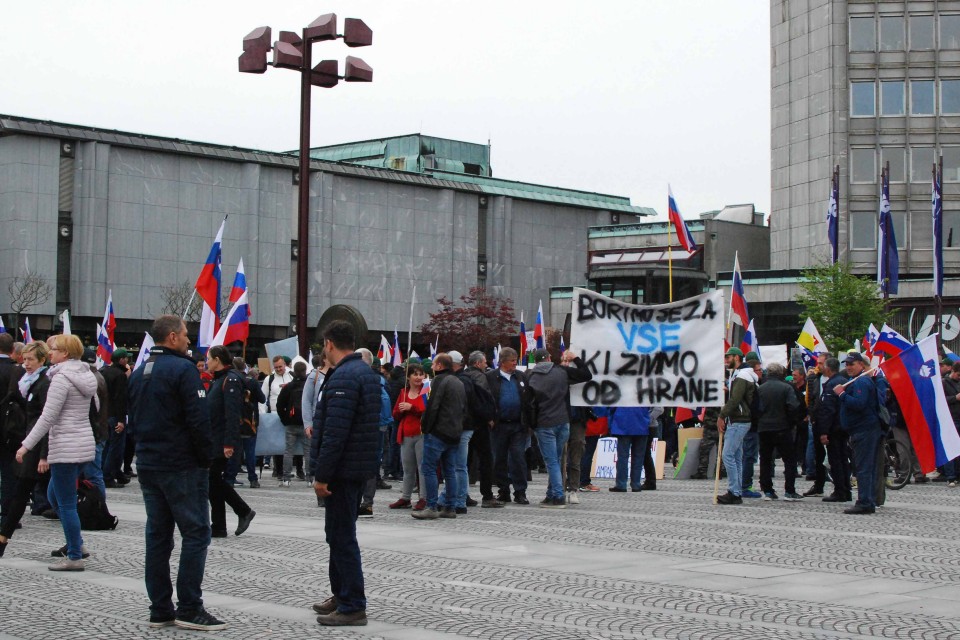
left=744, top=351, right=761, bottom=363
left=844, top=352, right=867, bottom=365
left=448, top=350, right=464, bottom=364
left=724, top=347, right=744, bottom=357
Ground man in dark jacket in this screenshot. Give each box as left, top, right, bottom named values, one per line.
left=816, top=357, right=851, bottom=503
left=524, top=348, right=592, bottom=508
left=757, top=363, right=802, bottom=501
left=804, top=353, right=831, bottom=495
left=834, top=352, right=880, bottom=514
left=486, top=347, right=530, bottom=504
left=310, top=321, right=380, bottom=627
left=463, top=351, right=502, bottom=508
left=127, top=315, right=223, bottom=631
left=413, top=353, right=466, bottom=520
left=100, top=348, right=130, bottom=487
left=0, top=333, right=24, bottom=524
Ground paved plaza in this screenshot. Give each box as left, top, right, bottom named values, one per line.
left=1, top=472, right=960, bottom=640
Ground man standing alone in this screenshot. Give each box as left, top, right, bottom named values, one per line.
left=310, top=321, right=381, bottom=626
left=127, top=315, right=223, bottom=630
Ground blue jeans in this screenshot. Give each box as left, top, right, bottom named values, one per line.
left=615, top=435, right=649, bottom=490
left=49, top=463, right=84, bottom=560
left=439, top=429, right=473, bottom=509
left=323, top=479, right=366, bottom=613
left=741, top=430, right=759, bottom=490
left=102, top=418, right=126, bottom=482
left=138, top=468, right=211, bottom=618
left=722, top=422, right=751, bottom=497
left=848, top=428, right=882, bottom=509
left=80, top=441, right=106, bottom=502
left=421, top=433, right=458, bottom=510
left=805, top=428, right=816, bottom=476
left=536, top=423, right=570, bottom=500
left=491, top=421, right=528, bottom=494
left=242, top=437, right=258, bottom=482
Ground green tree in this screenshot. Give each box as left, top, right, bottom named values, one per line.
left=795, top=261, right=890, bottom=352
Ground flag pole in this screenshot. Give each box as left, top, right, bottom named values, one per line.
left=406, top=286, right=416, bottom=368
left=713, top=426, right=725, bottom=504
left=935, top=156, right=944, bottom=354
left=882, top=162, right=890, bottom=308
left=725, top=251, right=738, bottom=343
left=667, top=212, right=674, bottom=303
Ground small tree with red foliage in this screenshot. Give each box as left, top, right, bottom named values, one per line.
left=420, top=287, right=516, bottom=356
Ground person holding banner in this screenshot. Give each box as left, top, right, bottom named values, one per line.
left=716, top=348, right=759, bottom=505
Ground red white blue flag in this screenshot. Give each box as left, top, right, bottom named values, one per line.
left=873, top=323, right=912, bottom=358
left=729, top=253, right=750, bottom=330
left=195, top=218, right=225, bottom=350
left=229, top=258, right=247, bottom=306
left=519, top=312, right=527, bottom=362
left=668, top=185, right=698, bottom=253
left=377, top=334, right=392, bottom=364
left=212, top=289, right=249, bottom=347
left=0, top=315, right=6, bottom=334
left=96, top=291, right=115, bottom=365
left=392, top=328, right=403, bottom=367
left=880, top=335, right=960, bottom=473
left=739, top=319, right=759, bottom=357
left=21, top=318, right=32, bottom=343
left=534, top=301, right=545, bottom=350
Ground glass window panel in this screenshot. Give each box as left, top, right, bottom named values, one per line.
left=851, top=82, right=876, bottom=116
left=851, top=148, right=877, bottom=183
left=941, top=14, right=960, bottom=49
left=880, top=16, right=905, bottom=50
left=910, top=15, right=935, bottom=49
left=892, top=212, right=907, bottom=249
left=944, top=147, right=960, bottom=183
left=911, top=80, right=935, bottom=114
left=851, top=211, right=877, bottom=249
left=945, top=211, right=960, bottom=248
left=881, top=81, right=905, bottom=115
left=882, top=147, right=906, bottom=182
left=850, top=16, right=876, bottom=51
left=911, top=147, right=935, bottom=182
left=942, top=80, right=960, bottom=114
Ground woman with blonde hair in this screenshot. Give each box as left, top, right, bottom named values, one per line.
left=0, top=340, right=51, bottom=558
left=15, top=334, right=98, bottom=570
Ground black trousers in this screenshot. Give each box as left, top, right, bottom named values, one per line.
left=0, top=477, right=37, bottom=538
left=208, top=457, right=251, bottom=534
left=468, top=425, right=495, bottom=500
left=825, top=429, right=851, bottom=498
left=759, top=427, right=796, bottom=494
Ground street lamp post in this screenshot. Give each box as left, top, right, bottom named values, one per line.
left=239, top=14, right=373, bottom=354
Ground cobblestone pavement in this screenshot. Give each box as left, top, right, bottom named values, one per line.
left=2, top=471, right=960, bottom=639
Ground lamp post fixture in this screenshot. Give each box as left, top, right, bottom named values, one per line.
left=239, top=14, right=373, bottom=354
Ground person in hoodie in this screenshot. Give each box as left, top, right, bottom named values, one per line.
left=716, top=347, right=758, bottom=505
left=523, top=348, right=592, bottom=509
left=594, top=406, right=652, bottom=493
left=15, top=334, right=97, bottom=570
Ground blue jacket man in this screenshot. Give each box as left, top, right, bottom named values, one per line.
left=310, top=321, right=380, bottom=627
left=126, top=315, right=224, bottom=631
left=835, top=352, right=882, bottom=514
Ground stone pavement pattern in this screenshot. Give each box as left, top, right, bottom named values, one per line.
left=1, top=473, right=959, bottom=639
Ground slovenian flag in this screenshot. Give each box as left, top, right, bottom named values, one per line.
left=377, top=334, right=392, bottom=364
left=229, top=258, right=248, bottom=307
left=519, top=312, right=527, bottom=362
left=0, top=315, right=5, bottom=334
left=739, top=319, right=759, bottom=357
left=874, top=324, right=912, bottom=358
left=211, top=288, right=250, bottom=347
left=22, top=318, right=32, bottom=343
left=195, top=218, right=225, bottom=350
left=798, top=346, right=818, bottom=370
left=133, top=331, right=155, bottom=371
left=668, top=185, right=698, bottom=253
left=877, top=168, right=899, bottom=295
left=392, top=328, right=403, bottom=367
left=534, top=301, right=545, bottom=350
left=880, top=335, right=960, bottom=473
left=96, top=291, right=116, bottom=365
left=430, top=334, right=438, bottom=359
left=559, top=335, right=566, bottom=357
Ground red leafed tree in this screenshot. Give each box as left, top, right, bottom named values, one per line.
left=420, top=287, right=516, bottom=355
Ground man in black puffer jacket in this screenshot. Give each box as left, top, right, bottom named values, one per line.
left=756, top=363, right=801, bottom=501
left=310, top=321, right=380, bottom=628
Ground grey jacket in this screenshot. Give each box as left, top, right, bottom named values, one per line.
left=524, top=358, right=592, bottom=429
left=22, top=360, right=97, bottom=464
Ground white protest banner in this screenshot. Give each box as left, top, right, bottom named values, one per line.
left=569, top=288, right=725, bottom=408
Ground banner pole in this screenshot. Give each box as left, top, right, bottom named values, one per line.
left=713, top=426, right=725, bottom=504
left=668, top=216, right=674, bottom=303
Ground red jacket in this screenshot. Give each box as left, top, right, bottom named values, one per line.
left=393, top=388, right=427, bottom=443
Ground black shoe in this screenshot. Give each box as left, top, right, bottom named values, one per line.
left=716, top=491, right=742, bottom=505
left=804, top=474, right=817, bottom=481
left=690, top=472, right=707, bottom=480
left=51, top=544, right=90, bottom=559
left=631, top=487, right=643, bottom=492
left=124, top=469, right=137, bottom=478
left=497, top=491, right=512, bottom=503
left=235, top=510, right=256, bottom=536
left=439, top=507, right=457, bottom=519
left=376, top=479, right=392, bottom=490
left=513, top=492, right=529, bottom=505
left=148, top=614, right=175, bottom=628
left=296, top=471, right=306, bottom=481
left=802, top=487, right=824, bottom=497
left=822, top=493, right=850, bottom=502
left=357, top=504, right=373, bottom=519
left=175, top=609, right=227, bottom=630
left=641, top=482, right=656, bottom=491
left=914, top=475, right=930, bottom=484
left=116, top=475, right=131, bottom=485
left=104, top=480, right=121, bottom=489
left=455, top=507, right=468, bottom=514
left=843, top=505, right=876, bottom=515
left=481, top=497, right=504, bottom=508
left=41, top=509, right=59, bottom=520
left=211, top=529, right=228, bottom=538
left=312, top=596, right=339, bottom=615
left=932, top=474, right=949, bottom=483
left=608, top=487, right=627, bottom=492
left=316, top=609, right=367, bottom=626
left=537, top=466, right=547, bottom=474
left=465, top=496, right=478, bottom=507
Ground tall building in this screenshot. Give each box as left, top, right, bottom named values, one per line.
left=771, top=0, right=960, bottom=291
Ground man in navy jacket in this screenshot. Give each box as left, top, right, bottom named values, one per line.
left=310, top=320, right=380, bottom=627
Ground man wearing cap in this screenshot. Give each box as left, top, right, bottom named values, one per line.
left=101, top=348, right=131, bottom=488
left=740, top=351, right=764, bottom=498
left=833, top=352, right=882, bottom=514
left=716, top=347, right=759, bottom=505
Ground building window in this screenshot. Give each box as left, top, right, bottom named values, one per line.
left=945, top=211, right=960, bottom=248
left=851, top=148, right=876, bottom=183
left=941, top=14, right=960, bottom=49
left=851, top=82, right=876, bottom=117
left=882, top=147, right=906, bottom=183
left=911, top=147, right=935, bottom=182
left=942, top=80, right=960, bottom=114
left=850, top=16, right=876, bottom=51
left=851, top=211, right=876, bottom=249
left=880, top=15, right=905, bottom=50
left=891, top=212, right=908, bottom=249
left=910, top=14, right=935, bottom=49
left=944, top=147, right=960, bottom=183
left=880, top=81, right=905, bottom=115
left=911, top=80, right=935, bottom=115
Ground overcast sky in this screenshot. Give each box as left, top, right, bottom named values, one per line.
left=3, top=1, right=771, bottom=218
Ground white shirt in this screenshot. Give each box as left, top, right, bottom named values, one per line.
left=260, top=370, right=293, bottom=414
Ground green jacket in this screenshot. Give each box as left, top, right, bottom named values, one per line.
left=719, top=366, right=758, bottom=423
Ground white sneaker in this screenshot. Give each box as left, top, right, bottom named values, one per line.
left=279, top=480, right=291, bottom=488
left=567, top=491, right=580, bottom=505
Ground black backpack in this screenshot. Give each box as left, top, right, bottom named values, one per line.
left=0, top=392, right=27, bottom=454
left=281, top=380, right=305, bottom=426
left=77, top=479, right=118, bottom=530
